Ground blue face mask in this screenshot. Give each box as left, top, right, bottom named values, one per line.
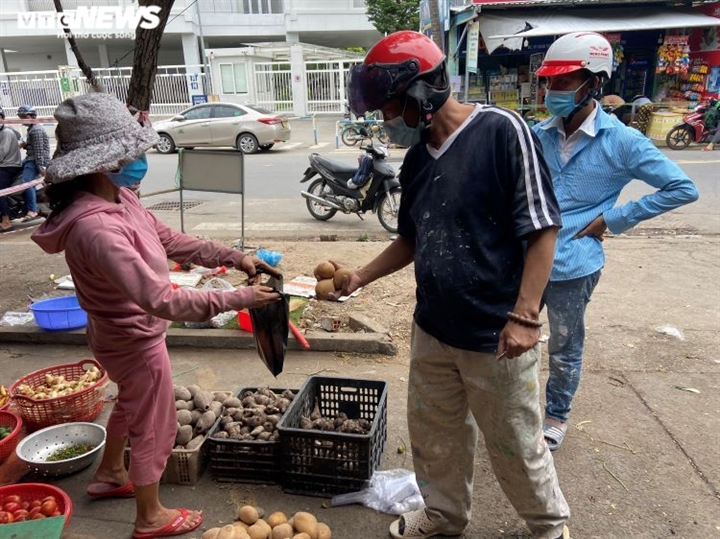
left=108, top=154, right=148, bottom=188
left=383, top=115, right=424, bottom=148
left=544, top=79, right=591, bottom=118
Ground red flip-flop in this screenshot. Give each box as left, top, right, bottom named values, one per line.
left=87, top=481, right=135, bottom=499
left=132, top=509, right=203, bottom=539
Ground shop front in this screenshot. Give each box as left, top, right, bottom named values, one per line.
left=448, top=0, right=720, bottom=122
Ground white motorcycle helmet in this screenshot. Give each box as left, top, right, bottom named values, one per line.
left=536, top=31, right=613, bottom=79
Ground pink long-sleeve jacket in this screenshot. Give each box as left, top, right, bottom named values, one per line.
left=32, top=188, right=255, bottom=352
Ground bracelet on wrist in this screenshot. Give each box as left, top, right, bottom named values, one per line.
left=507, top=311, right=543, bottom=328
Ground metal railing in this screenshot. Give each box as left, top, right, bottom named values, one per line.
left=253, top=62, right=293, bottom=111
left=0, top=65, right=209, bottom=117
left=26, top=0, right=134, bottom=10
left=305, top=60, right=361, bottom=114
left=197, top=0, right=284, bottom=14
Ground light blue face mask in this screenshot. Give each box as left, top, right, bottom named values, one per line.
left=545, top=79, right=591, bottom=118
left=383, top=99, right=426, bottom=148
left=108, top=154, right=148, bottom=188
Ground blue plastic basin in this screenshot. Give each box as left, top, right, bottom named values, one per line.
left=30, top=296, right=88, bottom=331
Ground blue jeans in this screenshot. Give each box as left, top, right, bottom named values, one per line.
left=22, top=159, right=39, bottom=214
left=0, top=166, right=23, bottom=219
left=543, top=270, right=602, bottom=423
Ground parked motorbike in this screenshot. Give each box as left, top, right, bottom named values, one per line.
left=300, top=130, right=401, bottom=233
left=338, top=110, right=389, bottom=146
left=666, top=99, right=719, bottom=150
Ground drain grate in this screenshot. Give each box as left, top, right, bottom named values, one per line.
left=146, top=200, right=204, bottom=212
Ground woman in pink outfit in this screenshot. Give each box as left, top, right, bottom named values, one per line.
left=32, top=92, right=281, bottom=539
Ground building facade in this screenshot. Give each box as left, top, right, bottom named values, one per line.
left=0, top=0, right=381, bottom=72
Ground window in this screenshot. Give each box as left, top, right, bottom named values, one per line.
left=183, top=106, right=212, bottom=120
left=220, top=63, right=249, bottom=94
left=213, top=105, right=245, bottom=118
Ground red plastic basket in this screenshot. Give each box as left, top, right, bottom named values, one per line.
left=0, top=410, right=22, bottom=463
left=0, top=482, right=73, bottom=528
left=9, top=359, right=108, bottom=432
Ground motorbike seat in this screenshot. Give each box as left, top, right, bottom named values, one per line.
left=311, top=154, right=358, bottom=181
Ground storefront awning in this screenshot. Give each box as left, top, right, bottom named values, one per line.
left=480, top=7, right=720, bottom=53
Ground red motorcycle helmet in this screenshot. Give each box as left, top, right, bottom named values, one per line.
left=347, top=31, right=450, bottom=117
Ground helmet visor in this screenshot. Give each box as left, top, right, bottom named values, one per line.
left=535, top=60, right=585, bottom=77
left=347, top=64, right=395, bottom=117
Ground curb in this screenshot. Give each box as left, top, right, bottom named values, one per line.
left=0, top=326, right=397, bottom=356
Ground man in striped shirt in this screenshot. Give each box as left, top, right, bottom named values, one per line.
left=532, top=32, right=699, bottom=452
left=340, top=31, right=570, bottom=539
left=18, top=104, right=50, bottom=221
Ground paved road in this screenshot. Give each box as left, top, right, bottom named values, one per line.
left=137, top=127, right=720, bottom=240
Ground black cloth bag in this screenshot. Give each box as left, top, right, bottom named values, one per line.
left=249, top=274, right=289, bottom=376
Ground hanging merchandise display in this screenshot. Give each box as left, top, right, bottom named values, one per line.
left=656, top=35, right=690, bottom=76
left=677, top=59, right=710, bottom=101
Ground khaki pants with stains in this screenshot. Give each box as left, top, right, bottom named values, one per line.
left=408, top=323, right=570, bottom=538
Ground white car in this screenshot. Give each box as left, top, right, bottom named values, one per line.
left=153, top=103, right=291, bottom=154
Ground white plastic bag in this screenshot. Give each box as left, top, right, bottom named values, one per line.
left=184, top=278, right=239, bottom=329
left=330, top=469, right=425, bottom=515
left=0, top=311, right=35, bottom=326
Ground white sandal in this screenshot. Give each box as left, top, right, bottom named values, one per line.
left=389, top=509, right=439, bottom=539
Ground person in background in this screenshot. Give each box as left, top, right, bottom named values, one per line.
left=0, top=107, right=23, bottom=232
left=32, top=92, right=282, bottom=539
left=340, top=30, right=570, bottom=539
left=17, top=104, right=50, bottom=222
left=532, top=32, right=699, bottom=452
left=703, top=127, right=720, bottom=151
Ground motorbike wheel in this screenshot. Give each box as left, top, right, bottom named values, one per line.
left=666, top=125, right=693, bottom=150
left=341, top=127, right=360, bottom=146
left=377, top=187, right=401, bottom=233
left=306, top=178, right=337, bottom=221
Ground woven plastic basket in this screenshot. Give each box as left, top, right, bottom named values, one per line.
left=9, top=359, right=108, bottom=432
left=0, top=410, right=23, bottom=464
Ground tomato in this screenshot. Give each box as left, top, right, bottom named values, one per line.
left=12, top=509, right=28, bottom=522
left=3, top=495, right=21, bottom=505
left=50, top=510, right=62, bottom=517
left=28, top=506, right=41, bottom=517
left=0, top=511, right=14, bottom=524
left=20, top=501, right=29, bottom=511
left=3, top=502, right=20, bottom=513
left=41, top=496, right=57, bottom=504
left=30, top=500, right=42, bottom=509
left=40, top=500, right=57, bottom=516
left=31, top=513, right=46, bottom=520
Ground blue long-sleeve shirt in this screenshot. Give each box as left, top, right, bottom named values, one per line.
left=533, top=105, right=699, bottom=282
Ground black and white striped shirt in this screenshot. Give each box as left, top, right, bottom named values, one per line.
left=397, top=104, right=561, bottom=353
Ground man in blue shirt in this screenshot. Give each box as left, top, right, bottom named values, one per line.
left=532, top=32, right=699, bottom=451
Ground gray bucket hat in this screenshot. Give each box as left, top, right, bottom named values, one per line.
left=45, top=92, right=159, bottom=184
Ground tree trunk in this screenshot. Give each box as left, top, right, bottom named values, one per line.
left=428, top=0, right=444, bottom=53
left=126, top=0, right=175, bottom=120
left=53, top=0, right=103, bottom=91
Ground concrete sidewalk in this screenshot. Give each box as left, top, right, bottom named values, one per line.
left=0, top=235, right=718, bottom=539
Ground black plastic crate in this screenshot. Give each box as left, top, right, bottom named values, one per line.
left=277, top=376, right=388, bottom=497
left=207, top=387, right=297, bottom=484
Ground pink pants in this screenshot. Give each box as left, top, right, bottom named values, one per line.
left=92, top=340, right=176, bottom=487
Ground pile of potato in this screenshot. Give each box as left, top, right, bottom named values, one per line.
left=313, top=261, right=352, bottom=301
left=174, top=384, right=231, bottom=450
left=210, top=388, right=295, bottom=442
left=299, top=399, right=371, bottom=435
left=202, top=505, right=331, bottom=539
left=16, top=366, right=103, bottom=400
